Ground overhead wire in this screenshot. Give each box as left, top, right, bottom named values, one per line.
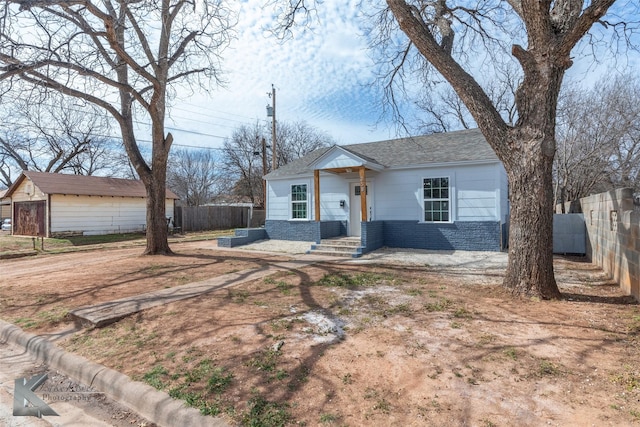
left=0, top=93, right=266, bottom=147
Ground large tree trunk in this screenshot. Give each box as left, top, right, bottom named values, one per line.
left=141, top=106, right=173, bottom=255
left=143, top=170, right=172, bottom=255
left=383, top=0, right=617, bottom=299
left=503, top=131, right=561, bottom=299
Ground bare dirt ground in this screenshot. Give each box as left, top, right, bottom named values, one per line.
left=2, top=240, right=640, bottom=426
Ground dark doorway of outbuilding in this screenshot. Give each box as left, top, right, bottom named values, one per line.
left=14, top=201, right=46, bottom=236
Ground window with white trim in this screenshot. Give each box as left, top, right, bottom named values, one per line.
left=423, top=177, right=450, bottom=222
left=291, top=184, right=308, bottom=219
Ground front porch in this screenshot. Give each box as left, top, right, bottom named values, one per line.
left=218, top=219, right=502, bottom=255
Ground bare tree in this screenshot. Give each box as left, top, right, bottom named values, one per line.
left=168, top=148, right=219, bottom=206
left=274, top=120, right=334, bottom=166
left=0, top=0, right=234, bottom=255
left=601, top=76, right=640, bottom=191
left=222, top=120, right=333, bottom=206
left=415, top=61, right=520, bottom=133
left=555, top=74, right=640, bottom=209
left=272, top=0, right=638, bottom=299
left=415, top=86, right=473, bottom=133
left=0, top=93, right=119, bottom=184
left=221, top=122, right=266, bottom=206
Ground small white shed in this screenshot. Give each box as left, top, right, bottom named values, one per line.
left=3, top=171, right=178, bottom=237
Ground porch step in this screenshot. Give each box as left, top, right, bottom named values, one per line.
left=308, top=237, right=363, bottom=258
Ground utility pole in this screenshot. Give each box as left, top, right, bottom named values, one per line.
left=261, top=137, right=267, bottom=209
left=267, top=84, right=277, bottom=170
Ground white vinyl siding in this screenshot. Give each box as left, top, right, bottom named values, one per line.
left=268, top=176, right=348, bottom=221
left=266, top=162, right=508, bottom=224
left=50, top=194, right=173, bottom=235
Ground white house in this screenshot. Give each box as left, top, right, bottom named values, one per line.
left=3, top=171, right=178, bottom=237
left=258, top=128, right=508, bottom=254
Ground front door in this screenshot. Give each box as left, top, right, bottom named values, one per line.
left=349, top=182, right=372, bottom=237
left=14, top=201, right=46, bottom=236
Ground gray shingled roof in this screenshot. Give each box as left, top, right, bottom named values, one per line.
left=266, top=128, right=498, bottom=179
left=5, top=171, right=179, bottom=199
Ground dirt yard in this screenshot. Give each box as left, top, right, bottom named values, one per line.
left=2, top=240, right=640, bottom=426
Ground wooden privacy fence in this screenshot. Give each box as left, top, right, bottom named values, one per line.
left=174, top=206, right=265, bottom=232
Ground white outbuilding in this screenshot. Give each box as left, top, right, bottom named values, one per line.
left=3, top=171, right=178, bottom=237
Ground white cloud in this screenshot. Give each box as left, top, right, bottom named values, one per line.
left=169, top=0, right=392, bottom=150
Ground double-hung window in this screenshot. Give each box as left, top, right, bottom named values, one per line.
left=423, top=177, right=450, bottom=222
left=291, top=184, right=308, bottom=219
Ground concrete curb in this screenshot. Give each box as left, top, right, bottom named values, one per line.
left=0, top=320, right=228, bottom=427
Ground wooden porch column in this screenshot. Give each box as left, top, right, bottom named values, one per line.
left=359, top=166, right=367, bottom=222
left=314, top=169, right=320, bottom=221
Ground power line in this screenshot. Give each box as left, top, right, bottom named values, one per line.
left=0, top=94, right=258, bottom=141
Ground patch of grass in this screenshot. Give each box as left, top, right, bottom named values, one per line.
left=373, top=398, right=391, bottom=414
left=13, top=306, right=69, bottom=329
left=143, top=365, right=169, bottom=390
left=406, top=288, right=423, bottom=296
left=276, top=281, right=294, bottom=295
left=503, top=347, right=518, bottom=360
left=275, top=369, right=289, bottom=381
left=66, top=232, right=145, bottom=246
left=68, top=334, right=93, bottom=347
left=182, top=346, right=204, bottom=363
left=452, top=307, right=472, bottom=319
left=428, top=366, right=443, bottom=379
left=450, top=321, right=462, bottom=329
left=337, top=307, right=352, bottom=316
left=611, top=370, right=640, bottom=391
left=630, top=409, right=640, bottom=421
left=477, top=334, right=497, bottom=346
left=34, top=294, right=57, bottom=305
left=229, top=289, right=250, bottom=303
left=386, top=303, right=413, bottom=316
left=246, top=349, right=281, bottom=373
left=168, top=386, right=223, bottom=416
left=242, top=393, right=291, bottom=427
left=424, top=298, right=453, bottom=312
left=13, top=317, right=37, bottom=329
left=320, top=413, right=339, bottom=424
left=207, top=367, right=234, bottom=394
left=342, top=373, right=353, bottom=385
left=317, top=272, right=389, bottom=289
left=538, top=360, right=561, bottom=377
left=185, top=358, right=216, bottom=383
left=270, top=319, right=293, bottom=332
left=363, top=294, right=386, bottom=307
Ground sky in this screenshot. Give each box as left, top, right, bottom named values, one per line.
left=5, top=0, right=636, bottom=159
left=160, top=0, right=639, bottom=155
left=162, top=0, right=397, bottom=152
